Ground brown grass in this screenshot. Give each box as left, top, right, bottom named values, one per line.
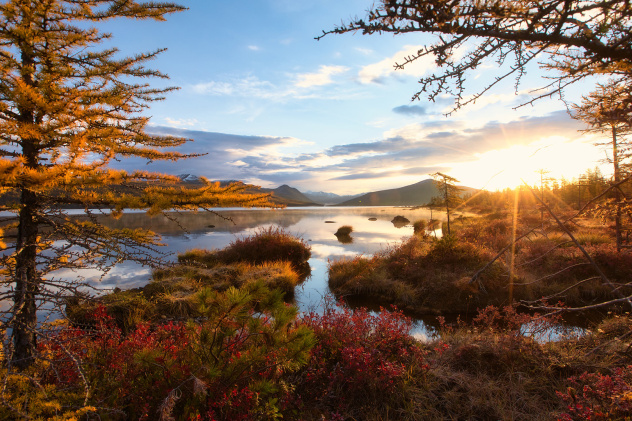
left=329, top=235, right=509, bottom=314
left=214, top=226, right=311, bottom=271
left=334, top=225, right=353, bottom=236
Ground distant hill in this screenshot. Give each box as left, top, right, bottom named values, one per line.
left=260, top=185, right=322, bottom=207
left=178, top=173, right=202, bottom=183
left=336, top=179, right=476, bottom=206
left=304, top=191, right=363, bottom=205
left=0, top=177, right=320, bottom=209
left=218, top=180, right=321, bottom=207
left=176, top=179, right=323, bottom=207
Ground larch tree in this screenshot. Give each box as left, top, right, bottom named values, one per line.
left=318, top=0, right=632, bottom=112
left=430, top=172, right=462, bottom=236
left=0, top=1, right=271, bottom=369
left=573, top=81, right=632, bottom=251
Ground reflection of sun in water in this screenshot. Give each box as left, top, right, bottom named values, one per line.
left=450, top=137, right=603, bottom=191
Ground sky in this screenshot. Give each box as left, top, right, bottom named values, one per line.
left=104, top=0, right=608, bottom=194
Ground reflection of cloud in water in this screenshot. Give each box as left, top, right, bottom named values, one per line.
left=50, top=267, right=104, bottom=283
left=0, top=299, right=11, bottom=313
left=411, top=331, right=429, bottom=342
left=51, top=264, right=152, bottom=291
left=310, top=244, right=360, bottom=258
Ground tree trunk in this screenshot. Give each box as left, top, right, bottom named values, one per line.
left=613, top=125, right=623, bottom=252
left=11, top=37, right=41, bottom=369
left=11, top=190, right=40, bottom=369
left=444, top=179, right=450, bottom=236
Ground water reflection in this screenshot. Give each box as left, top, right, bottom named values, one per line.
left=335, top=234, right=353, bottom=244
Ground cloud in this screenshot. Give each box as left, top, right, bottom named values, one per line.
left=109, top=110, right=587, bottom=194
left=294, top=65, right=349, bottom=88
left=392, top=105, right=427, bottom=116
left=297, top=110, right=585, bottom=187
left=358, top=45, right=436, bottom=85
left=108, top=126, right=307, bottom=185
left=247, top=45, right=261, bottom=51
left=189, top=66, right=357, bottom=102
left=355, top=47, right=373, bottom=55
left=330, top=166, right=445, bottom=181
left=325, top=136, right=413, bottom=157
left=190, top=76, right=275, bottom=98
left=164, top=117, right=199, bottom=128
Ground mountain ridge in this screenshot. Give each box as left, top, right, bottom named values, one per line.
left=181, top=175, right=477, bottom=207
left=335, top=179, right=477, bottom=206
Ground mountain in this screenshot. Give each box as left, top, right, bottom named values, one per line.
left=336, top=179, right=476, bottom=206
left=178, top=173, right=202, bottom=183
left=260, top=185, right=322, bottom=206
left=303, top=191, right=363, bottom=205
left=217, top=180, right=320, bottom=206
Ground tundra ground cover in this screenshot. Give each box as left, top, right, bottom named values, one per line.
left=3, top=227, right=632, bottom=420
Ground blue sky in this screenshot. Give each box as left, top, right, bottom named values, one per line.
left=107, top=0, right=604, bottom=194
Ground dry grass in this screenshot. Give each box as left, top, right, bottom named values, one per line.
left=215, top=226, right=311, bottom=271
left=334, top=225, right=353, bottom=236
left=397, top=310, right=632, bottom=421
left=412, top=219, right=426, bottom=235
left=329, top=235, right=509, bottom=314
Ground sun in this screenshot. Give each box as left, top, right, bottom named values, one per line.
left=449, top=137, right=606, bottom=191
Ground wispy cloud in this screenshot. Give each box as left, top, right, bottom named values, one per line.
left=189, top=66, right=358, bottom=102
left=294, top=65, right=349, bottom=88
left=164, top=117, right=199, bottom=128
left=355, top=47, right=374, bottom=55
left=329, top=166, right=443, bottom=181
left=358, top=45, right=435, bottom=85
left=392, top=104, right=427, bottom=116
left=247, top=45, right=261, bottom=51
left=190, top=76, right=275, bottom=97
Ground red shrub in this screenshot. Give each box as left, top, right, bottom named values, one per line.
left=40, top=305, right=192, bottom=419
left=557, top=366, right=632, bottom=420
left=296, top=304, right=427, bottom=416
left=40, top=284, right=315, bottom=421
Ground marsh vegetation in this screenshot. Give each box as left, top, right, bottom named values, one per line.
left=329, top=212, right=632, bottom=315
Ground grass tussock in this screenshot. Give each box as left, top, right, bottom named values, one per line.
left=214, top=225, right=311, bottom=271
left=67, top=260, right=302, bottom=330
left=329, top=235, right=505, bottom=314
left=413, top=219, right=426, bottom=234
left=334, top=225, right=353, bottom=236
